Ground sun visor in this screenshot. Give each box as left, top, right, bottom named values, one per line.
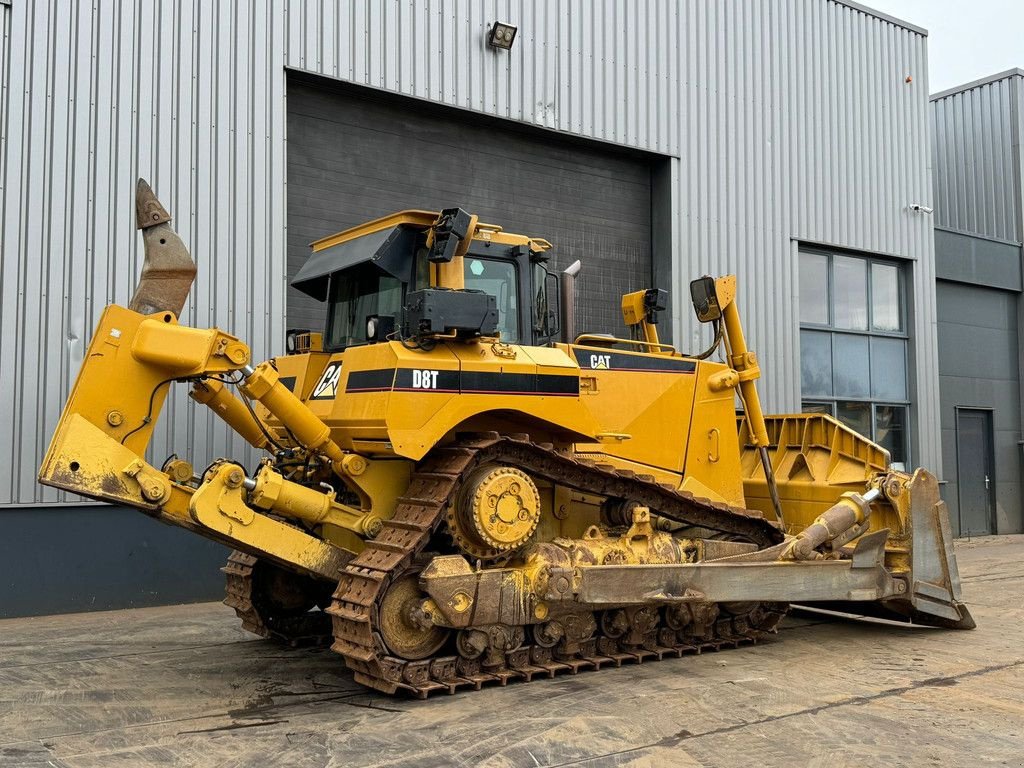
left=291, top=225, right=420, bottom=300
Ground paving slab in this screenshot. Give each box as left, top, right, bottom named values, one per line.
left=1, top=536, right=1021, bottom=767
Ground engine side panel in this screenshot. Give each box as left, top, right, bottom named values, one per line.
left=268, top=340, right=750, bottom=506
left=279, top=341, right=602, bottom=460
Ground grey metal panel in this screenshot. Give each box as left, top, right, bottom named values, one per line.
left=832, top=0, right=927, bottom=35
left=1, top=0, right=943, bottom=511
left=934, top=228, right=1023, bottom=291
left=931, top=72, right=1023, bottom=243
left=286, top=79, right=652, bottom=337
left=0, top=4, right=7, bottom=247
left=936, top=281, right=1022, bottom=535
left=0, top=505, right=228, bottom=618
left=931, top=68, right=1024, bottom=102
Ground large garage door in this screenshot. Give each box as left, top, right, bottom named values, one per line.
left=286, top=76, right=653, bottom=337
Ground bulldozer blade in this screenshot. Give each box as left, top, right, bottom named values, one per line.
left=806, top=469, right=976, bottom=629
left=128, top=178, right=197, bottom=317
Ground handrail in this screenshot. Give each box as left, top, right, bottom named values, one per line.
left=571, top=334, right=677, bottom=354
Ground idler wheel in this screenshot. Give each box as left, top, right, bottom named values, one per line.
left=378, top=573, right=450, bottom=660
left=225, top=552, right=333, bottom=644
left=252, top=562, right=325, bottom=616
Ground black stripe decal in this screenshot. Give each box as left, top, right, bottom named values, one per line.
left=572, top=348, right=696, bottom=373
left=345, top=368, right=396, bottom=392
left=460, top=371, right=579, bottom=396
left=345, top=368, right=580, bottom=396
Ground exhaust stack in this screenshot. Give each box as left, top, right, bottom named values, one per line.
left=560, top=259, right=582, bottom=343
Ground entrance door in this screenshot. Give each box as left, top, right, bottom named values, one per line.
left=955, top=408, right=995, bottom=536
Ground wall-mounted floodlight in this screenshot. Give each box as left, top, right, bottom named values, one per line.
left=487, top=22, right=518, bottom=50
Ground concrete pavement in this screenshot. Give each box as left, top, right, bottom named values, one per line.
left=1, top=536, right=1022, bottom=767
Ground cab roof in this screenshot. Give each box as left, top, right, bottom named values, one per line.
left=292, top=209, right=551, bottom=300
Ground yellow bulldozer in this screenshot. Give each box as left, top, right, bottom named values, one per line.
left=39, top=180, right=973, bottom=697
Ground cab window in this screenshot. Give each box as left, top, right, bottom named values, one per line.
left=465, top=257, right=519, bottom=342
left=533, top=262, right=549, bottom=339
left=325, top=264, right=403, bottom=349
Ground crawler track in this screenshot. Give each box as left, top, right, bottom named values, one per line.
left=327, top=434, right=786, bottom=697
left=223, top=551, right=333, bottom=646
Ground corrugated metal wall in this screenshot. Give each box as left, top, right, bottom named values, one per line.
left=0, top=0, right=941, bottom=508
left=0, top=1, right=286, bottom=504
left=931, top=70, right=1024, bottom=244
left=0, top=4, right=9, bottom=238
left=666, top=1, right=937, bottom=467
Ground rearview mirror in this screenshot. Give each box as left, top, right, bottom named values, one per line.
left=689, top=276, right=722, bottom=323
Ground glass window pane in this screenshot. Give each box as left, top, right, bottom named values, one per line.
left=875, top=405, right=907, bottom=465
left=326, top=265, right=403, bottom=348
left=802, top=401, right=834, bottom=415
left=799, top=252, right=829, bottom=325
left=871, top=262, right=902, bottom=332
left=465, top=258, right=519, bottom=342
left=832, top=334, right=870, bottom=398
left=832, top=256, right=868, bottom=330
left=800, top=331, right=833, bottom=397
left=836, top=401, right=873, bottom=438
left=870, top=337, right=908, bottom=401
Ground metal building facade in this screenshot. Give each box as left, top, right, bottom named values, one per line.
left=931, top=70, right=1024, bottom=244
left=0, top=0, right=942, bottom=508
left=0, top=1, right=941, bottom=611
left=930, top=71, right=1024, bottom=535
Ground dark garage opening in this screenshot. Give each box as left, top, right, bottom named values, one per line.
left=286, top=73, right=661, bottom=339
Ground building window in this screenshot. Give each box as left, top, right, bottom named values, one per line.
left=799, top=250, right=909, bottom=466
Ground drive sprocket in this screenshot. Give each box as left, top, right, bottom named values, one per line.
left=446, top=464, right=542, bottom=560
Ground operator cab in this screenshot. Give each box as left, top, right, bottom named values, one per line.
left=290, top=209, right=560, bottom=351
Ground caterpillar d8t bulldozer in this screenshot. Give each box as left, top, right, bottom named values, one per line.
left=39, top=180, right=973, bottom=697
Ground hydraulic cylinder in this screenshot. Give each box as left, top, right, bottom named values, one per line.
left=239, top=362, right=345, bottom=465
left=190, top=379, right=270, bottom=450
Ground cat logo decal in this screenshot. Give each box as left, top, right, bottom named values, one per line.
left=311, top=362, right=343, bottom=400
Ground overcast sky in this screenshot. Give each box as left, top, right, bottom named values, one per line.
left=865, top=0, right=1023, bottom=92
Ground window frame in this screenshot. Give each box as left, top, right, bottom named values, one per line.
left=799, top=248, right=908, bottom=340
left=463, top=254, right=521, bottom=344
left=323, top=264, right=405, bottom=351
left=463, top=242, right=552, bottom=346
left=798, top=248, right=911, bottom=465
